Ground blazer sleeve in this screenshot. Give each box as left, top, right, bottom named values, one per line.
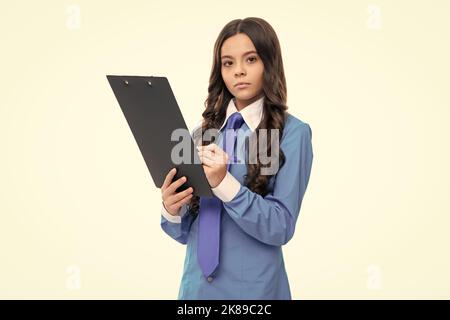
left=160, top=204, right=196, bottom=244
left=220, top=122, right=314, bottom=246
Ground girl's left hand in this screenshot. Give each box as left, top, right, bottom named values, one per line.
left=197, top=143, right=228, bottom=188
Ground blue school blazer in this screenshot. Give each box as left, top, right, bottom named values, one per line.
left=161, top=112, right=313, bottom=300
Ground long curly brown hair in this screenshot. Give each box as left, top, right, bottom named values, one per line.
left=188, top=17, right=289, bottom=216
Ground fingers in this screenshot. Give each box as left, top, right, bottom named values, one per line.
left=165, top=192, right=194, bottom=212
left=165, top=175, right=187, bottom=196
left=198, top=149, right=215, bottom=161
left=165, top=186, right=194, bottom=207
left=162, top=167, right=177, bottom=191
left=204, top=143, right=220, bottom=153
left=198, top=155, right=216, bottom=167
left=198, top=148, right=228, bottom=166
left=199, top=143, right=224, bottom=156
left=161, top=168, right=195, bottom=213
left=161, top=168, right=195, bottom=215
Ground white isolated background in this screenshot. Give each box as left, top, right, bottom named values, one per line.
left=0, top=0, right=449, bottom=299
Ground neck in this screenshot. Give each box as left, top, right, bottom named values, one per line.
left=234, top=93, right=264, bottom=111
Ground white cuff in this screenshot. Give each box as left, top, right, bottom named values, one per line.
left=211, top=171, right=241, bottom=202
left=161, top=202, right=187, bottom=224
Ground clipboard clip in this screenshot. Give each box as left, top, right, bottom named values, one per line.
left=123, top=79, right=153, bottom=86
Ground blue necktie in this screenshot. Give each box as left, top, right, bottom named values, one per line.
left=198, top=112, right=245, bottom=278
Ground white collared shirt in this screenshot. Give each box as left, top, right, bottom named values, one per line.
left=219, top=96, right=264, bottom=132
left=161, top=96, right=265, bottom=222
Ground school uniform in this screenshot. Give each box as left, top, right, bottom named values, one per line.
left=160, top=96, right=313, bottom=299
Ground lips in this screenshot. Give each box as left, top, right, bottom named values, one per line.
left=235, top=82, right=250, bottom=87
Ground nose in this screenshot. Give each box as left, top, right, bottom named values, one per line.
left=234, top=62, right=246, bottom=77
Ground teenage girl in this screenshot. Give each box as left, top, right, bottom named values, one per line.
left=160, top=17, right=313, bottom=300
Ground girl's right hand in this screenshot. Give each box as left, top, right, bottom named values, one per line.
left=161, top=168, right=194, bottom=216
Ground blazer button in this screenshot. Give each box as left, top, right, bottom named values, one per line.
left=207, top=276, right=213, bottom=283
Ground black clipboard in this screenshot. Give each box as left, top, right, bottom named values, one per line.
left=106, top=75, right=213, bottom=198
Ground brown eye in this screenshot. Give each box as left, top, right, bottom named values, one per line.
left=222, top=56, right=257, bottom=67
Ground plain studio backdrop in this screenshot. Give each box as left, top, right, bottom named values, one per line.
left=0, top=0, right=449, bottom=299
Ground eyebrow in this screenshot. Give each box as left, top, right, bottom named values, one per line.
left=221, top=50, right=257, bottom=59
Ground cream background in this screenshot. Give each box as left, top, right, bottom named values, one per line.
left=1, top=0, right=449, bottom=299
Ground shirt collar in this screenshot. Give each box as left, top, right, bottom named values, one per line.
left=219, top=96, right=265, bottom=132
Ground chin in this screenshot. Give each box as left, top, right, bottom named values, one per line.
left=232, top=91, right=256, bottom=100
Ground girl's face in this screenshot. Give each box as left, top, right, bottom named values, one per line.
left=220, top=33, right=264, bottom=110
